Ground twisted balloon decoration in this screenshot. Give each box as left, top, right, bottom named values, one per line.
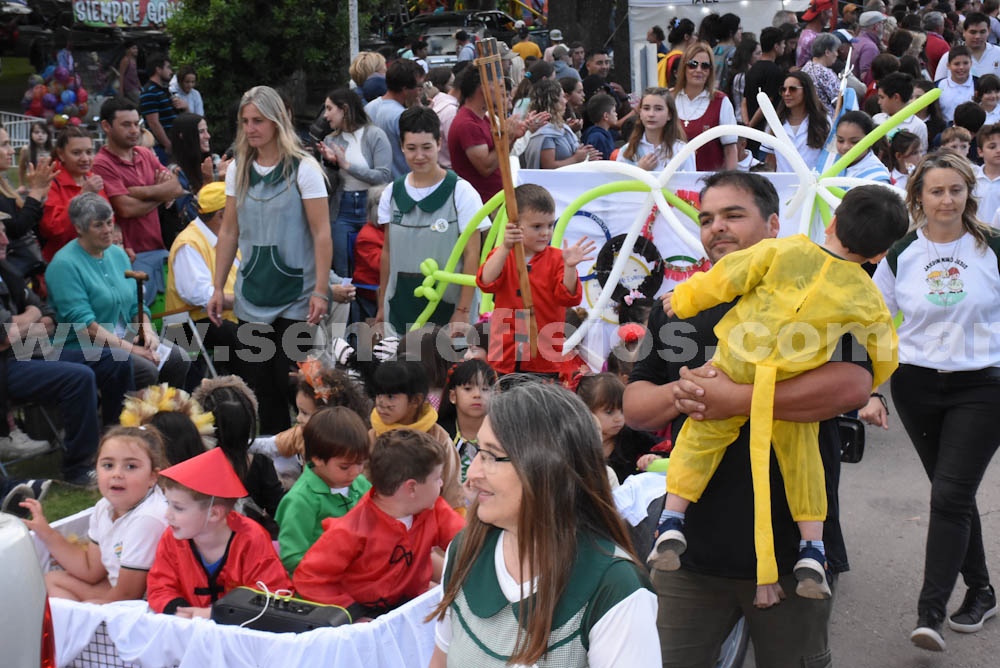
left=409, top=88, right=941, bottom=350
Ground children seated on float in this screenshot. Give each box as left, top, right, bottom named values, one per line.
left=119, top=383, right=214, bottom=466
left=147, top=447, right=291, bottom=616
left=293, top=429, right=465, bottom=620
left=280, top=360, right=372, bottom=460
left=275, top=407, right=372, bottom=575
left=369, top=360, right=464, bottom=509
left=246, top=361, right=370, bottom=490
left=193, top=375, right=284, bottom=537
left=476, top=184, right=594, bottom=377
left=436, top=359, right=498, bottom=482
left=576, top=373, right=657, bottom=486
left=397, top=326, right=452, bottom=410
left=23, top=426, right=168, bottom=602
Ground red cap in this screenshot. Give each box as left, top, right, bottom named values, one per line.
left=802, top=0, right=833, bottom=21
left=159, top=447, right=248, bottom=499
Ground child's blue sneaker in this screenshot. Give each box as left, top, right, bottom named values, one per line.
left=794, top=544, right=832, bottom=599
left=646, top=516, right=686, bottom=571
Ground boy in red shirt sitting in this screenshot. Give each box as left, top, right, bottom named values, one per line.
left=147, top=448, right=291, bottom=617
left=476, top=184, right=595, bottom=376
left=293, top=429, right=465, bottom=620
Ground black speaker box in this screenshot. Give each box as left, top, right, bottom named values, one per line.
left=211, top=587, right=352, bottom=633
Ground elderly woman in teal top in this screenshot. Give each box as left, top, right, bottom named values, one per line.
left=45, top=192, right=191, bottom=390
left=208, top=86, right=332, bottom=435
left=428, top=382, right=659, bottom=668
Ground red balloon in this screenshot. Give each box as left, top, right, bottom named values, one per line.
left=78, top=101, right=88, bottom=117
left=69, top=116, right=81, bottom=126
left=76, top=88, right=88, bottom=103
left=32, top=84, right=45, bottom=100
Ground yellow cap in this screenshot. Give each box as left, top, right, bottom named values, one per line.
left=197, top=181, right=226, bottom=215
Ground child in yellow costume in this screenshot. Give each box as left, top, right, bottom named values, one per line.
left=648, top=186, right=907, bottom=602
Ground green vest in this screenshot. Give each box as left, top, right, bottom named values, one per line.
left=444, top=528, right=651, bottom=667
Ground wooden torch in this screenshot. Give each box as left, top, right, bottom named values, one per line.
left=475, top=37, right=538, bottom=358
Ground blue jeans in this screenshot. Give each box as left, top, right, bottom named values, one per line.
left=332, top=190, right=368, bottom=278
left=891, top=364, right=1000, bottom=619
left=6, top=348, right=134, bottom=480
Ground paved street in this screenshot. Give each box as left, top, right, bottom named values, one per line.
left=827, top=392, right=1000, bottom=667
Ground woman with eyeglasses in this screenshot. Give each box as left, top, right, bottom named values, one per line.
left=427, top=380, right=658, bottom=667
left=670, top=42, right=738, bottom=171
left=761, top=71, right=830, bottom=173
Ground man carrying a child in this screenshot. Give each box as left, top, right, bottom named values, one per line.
left=623, top=172, right=874, bottom=667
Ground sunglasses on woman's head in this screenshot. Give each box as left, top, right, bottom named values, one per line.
left=780, top=86, right=803, bottom=93
left=686, top=60, right=712, bottom=71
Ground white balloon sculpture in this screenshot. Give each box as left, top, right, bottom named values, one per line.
left=559, top=91, right=919, bottom=351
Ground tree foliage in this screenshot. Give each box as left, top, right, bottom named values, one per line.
left=167, top=0, right=351, bottom=148
left=548, top=0, right=631, bottom=88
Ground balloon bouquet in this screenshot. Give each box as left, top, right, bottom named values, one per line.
left=21, top=65, right=90, bottom=130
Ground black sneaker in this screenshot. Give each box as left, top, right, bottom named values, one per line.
left=1, top=483, right=35, bottom=520
left=65, top=469, right=97, bottom=488
left=911, top=611, right=946, bottom=651
left=949, top=585, right=998, bottom=633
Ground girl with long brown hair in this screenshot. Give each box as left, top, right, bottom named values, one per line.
left=616, top=87, right=695, bottom=172
left=428, top=381, right=657, bottom=667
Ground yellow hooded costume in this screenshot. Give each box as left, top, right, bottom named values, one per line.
left=668, top=234, right=897, bottom=585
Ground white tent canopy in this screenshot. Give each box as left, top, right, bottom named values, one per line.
left=627, top=0, right=810, bottom=90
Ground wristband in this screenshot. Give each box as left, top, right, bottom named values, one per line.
left=871, top=392, right=889, bottom=415
left=311, top=291, right=330, bottom=302
left=454, top=306, right=470, bottom=313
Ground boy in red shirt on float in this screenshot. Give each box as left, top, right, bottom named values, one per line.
left=476, top=184, right=595, bottom=376
left=147, top=448, right=291, bottom=617
left=293, top=429, right=465, bottom=620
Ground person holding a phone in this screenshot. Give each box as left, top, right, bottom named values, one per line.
left=317, top=89, right=391, bottom=279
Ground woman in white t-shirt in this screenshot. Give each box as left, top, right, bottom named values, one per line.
left=208, top=85, right=332, bottom=435
left=318, top=88, right=392, bottom=278
left=868, top=152, right=1000, bottom=651
left=428, top=382, right=659, bottom=668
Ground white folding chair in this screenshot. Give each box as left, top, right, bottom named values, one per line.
left=160, top=311, right=218, bottom=378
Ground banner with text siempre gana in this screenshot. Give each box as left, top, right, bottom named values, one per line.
left=73, top=0, right=180, bottom=27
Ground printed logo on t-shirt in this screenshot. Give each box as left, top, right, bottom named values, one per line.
left=924, top=263, right=966, bottom=306
left=114, top=540, right=124, bottom=559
